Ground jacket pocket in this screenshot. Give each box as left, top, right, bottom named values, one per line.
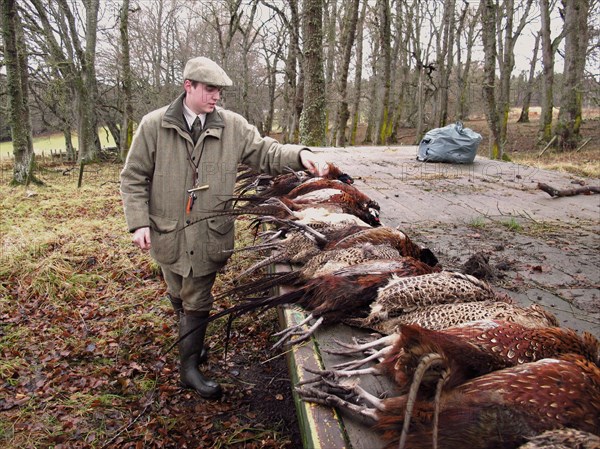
left=205, top=216, right=235, bottom=264
left=149, top=214, right=180, bottom=265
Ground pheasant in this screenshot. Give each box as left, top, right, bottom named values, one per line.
left=225, top=170, right=381, bottom=226
left=224, top=220, right=440, bottom=292
left=235, top=162, right=353, bottom=199
left=322, top=321, right=599, bottom=382
left=218, top=243, right=404, bottom=299
left=228, top=217, right=374, bottom=280
left=343, top=271, right=504, bottom=329
left=297, top=353, right=600, bottom=449
left=189, top=258, right=438, bottom=350
left=365, top=301, right=559, bottom=334
left=517, top=428, right=600, bottom=449
left=321, top=227, right=438, bottom=270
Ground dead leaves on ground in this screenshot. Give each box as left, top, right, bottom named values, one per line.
left=0, top=165, right=297, bottom=448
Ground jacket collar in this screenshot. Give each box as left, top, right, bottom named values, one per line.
left=162, top=92, right=226, bottom=131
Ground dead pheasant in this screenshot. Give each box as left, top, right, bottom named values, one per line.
left=366, top=300, right=559, bottom=334
left=218, top=242, right=403, bottom=299
left=224, top=221, right=440, bottom=289
left=324, top=321, right=599, bottom=379
left=225, top=170, right=381, bottom=226
left=235, top=162, right=353, bottom=199
left=297, top=353, right=600, bottom=449
left=228, top=219, right=374, bottom=280
left=343, top=271, right=504, bottom=329
left=190, top=258, right=438, bottom=350
left=324, top=226, right=439, bottom=267
left=517, top=428, right=600, bottom=449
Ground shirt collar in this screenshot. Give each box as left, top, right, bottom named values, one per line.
left=182, top=98, right=206, bottom=130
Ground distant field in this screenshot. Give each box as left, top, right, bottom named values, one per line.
left=0, top=128, right=116, bottom=159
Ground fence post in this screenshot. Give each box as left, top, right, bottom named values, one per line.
left=77, top=161, right=85, bottom=188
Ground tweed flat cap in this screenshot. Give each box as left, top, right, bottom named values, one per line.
left=183, top=57, right=233, bottom=87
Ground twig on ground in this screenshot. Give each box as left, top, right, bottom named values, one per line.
left=538, top=182, right=600, bottom=198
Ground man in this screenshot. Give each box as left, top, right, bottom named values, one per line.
left=120, top=56, right=328, bottom=399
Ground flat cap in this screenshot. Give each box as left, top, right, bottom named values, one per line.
left=183, top=57, right=233, bottom=87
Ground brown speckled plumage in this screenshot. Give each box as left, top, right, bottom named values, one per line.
left=345, top=271, right=502, bottom=328
left=369, top=301, right=559, bottom=334
left=517, top=428, right=600, bottom=449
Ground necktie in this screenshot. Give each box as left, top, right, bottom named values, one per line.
left=191, top=116, right=203, bottom=144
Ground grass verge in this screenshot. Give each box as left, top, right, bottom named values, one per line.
left=0, top=162, right=298, bottom=448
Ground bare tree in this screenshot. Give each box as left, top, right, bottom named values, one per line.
left=1, top=0, right=37, bottom=185
left=555, top=0, right=591, bottom=148
left=517, top=30, right=541, bottom=123
left=388, top=0, right=414, bottom=140
left=539, top=0, right=565, bottom=141
left=237, top=0, right=260, bottom=119
left=119, top=0, right=135, bottom=161
left=26, top=0, right=101, bottom=162
left=455, top=1, right=480, bottom=121
left=258, top=18, right=286, bottom=135
left=481, top=0, right=503, bottom=159
left=433, top=0, right=456, bottom=128
left=300, top=0, right=326, bottom=145
left=331, top=0, right=359, bottom=146
left=496, top=0, right=535, bottom=149
left=372, top=0, right=392, bottom=144
left=349, top=0, right=367, bottom=145
left=407, top=0, right=436, bottom=142
left=261, top=0, right=303, bottom=142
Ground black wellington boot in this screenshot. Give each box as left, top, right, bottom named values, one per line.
left=178, top=313, right=222, bottom=399
left=168, top=296, right=208, bottom=363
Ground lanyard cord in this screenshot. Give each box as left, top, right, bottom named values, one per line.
left=186, top=138, right=206, bottom=186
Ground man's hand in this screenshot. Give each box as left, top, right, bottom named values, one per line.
left=132, top=227, right=152, bottom=250
left=300, top=150, right=330, bottom=177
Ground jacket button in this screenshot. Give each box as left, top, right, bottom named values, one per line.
left=190, top=250, right=194, bottom=255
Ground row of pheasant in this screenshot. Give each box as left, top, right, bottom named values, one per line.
left=202, top=163, right=600, bottom=449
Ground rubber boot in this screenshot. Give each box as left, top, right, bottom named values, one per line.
left=168, top=295, right=208, bottom=364
left=178, top=313, right=222, bottom=399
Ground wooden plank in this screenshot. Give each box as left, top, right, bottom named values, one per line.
left=274, top=264, right=391, bottom=449
left=277, top=305, right=350, bottom=449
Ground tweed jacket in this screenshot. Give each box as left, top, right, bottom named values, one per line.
left=120, top=92, right=307, bottom=276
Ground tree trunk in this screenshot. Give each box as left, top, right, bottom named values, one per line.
left=300, top=0, right=326, bottom=146
left=434, top=0, right=456, bottom=128
left=349, top=0, right=367, bottom=146
left=517, top=30, right=541, bottom=123
left=119, top=0, right=134, bottom=161
left=76, top=0, right=101, bottom=162
left=323, top=0, right=337, bottom=141
left=333, top=0, right=359, bottom=147
left=481, top=0, right=502, bottom=159
left=239, top=0, right=259, bottom=120
left=63, top=128, right=75, bottom=161
left=497, top=0, right=534, bottom=148
left=538, top=0, right=561, bottom=142
left=261, top=34, right=283, bottom=136
left=555, top=0, right=590, bottom=149
left=1, top=0, right=37, bottom=185
left=455, top=3, right=478, bottom=121
left=292, top=0, right=304, bottom=143
left=373, top=0, right=392, bottom=145
left=363, top=22, right=379, bottom=144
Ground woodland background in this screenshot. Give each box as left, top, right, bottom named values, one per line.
left=1, top=0, right=599, bottom=184
left=1, top=1, right=599, bottom=447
